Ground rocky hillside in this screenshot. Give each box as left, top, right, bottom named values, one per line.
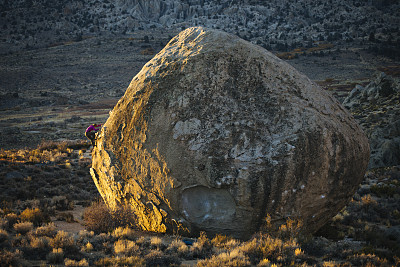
left=343, top=73, right=400, bottom=169
left=1, top=0, right=399, bottom=56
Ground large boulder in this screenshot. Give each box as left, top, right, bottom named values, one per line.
left=90, top=27, right=370, bottom=239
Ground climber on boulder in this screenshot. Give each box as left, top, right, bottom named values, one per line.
left=85, top=124, right=101, bottom=147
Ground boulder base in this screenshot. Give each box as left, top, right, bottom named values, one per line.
left=91, top=27, right=370, bottom=239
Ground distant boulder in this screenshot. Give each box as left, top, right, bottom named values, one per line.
left=343, top=73, right=400, bottom=168
left=91, top=27, right=370, bottom=238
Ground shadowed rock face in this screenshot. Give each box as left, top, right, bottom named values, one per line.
left=90, top=27, right=370, bottom=239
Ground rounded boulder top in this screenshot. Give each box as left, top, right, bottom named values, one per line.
left=90, top=27, right=370, bottom=239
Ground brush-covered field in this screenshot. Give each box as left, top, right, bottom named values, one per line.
left=0, top=140, right=399, bottom=266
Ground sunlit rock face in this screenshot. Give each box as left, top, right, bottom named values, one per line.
left=90, top=27, right=370, bottom=239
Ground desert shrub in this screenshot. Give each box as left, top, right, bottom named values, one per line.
left=56, top=212, right=75, bottom=223
left=64, top=258, right=89, bottom=266
left=19, top=207, right=49, bottom=226
left=0, top=217, right=7, bottom=230
left=81, top=242, right=93, bottom=252
left=197, top=249, right=251, bottom=267
left=134, top=235, right=149, bottom=249
left=51, top=195, right=72, bottom=211
left=145, top=249, right=181, bottom=266
left=370, top=184, right=397, bottom=197
left=94, top=256, right=145, bottom=266
left=30, top=236, right=50, bottom=249
left=114, top=239, right=140, bottom=256
left=49, top=230, right=75, bottom=251
left=91, top=233, right=113, bottom=251
left=360, top=194, right=378, bottom=207
left=4, top=213, right=18, bottom=229
left=78, top=230, right=94, bottom=239
left=83, top=200, right=113, bottom=234
left=167, top=238, right=188, bottom=256
left=348, top=253, right=388, bottom=266
left=32, top=222, right=57, bottom=237
left=150, top=236, right=163, bottom=249
left=112, top=226, right=137, bottom=240
left=0, top=228, right=9, bottom=243
left=191, top=232, right=212, bottom=258
left=0, top=249, right=23, bottom=266
left=211, top=234, right=235, bottom=248
left=14, top=221, right=33, bottom=234
left=47, top=248, right=64, bottom=264
left=112, top=204, right=138, bottom=228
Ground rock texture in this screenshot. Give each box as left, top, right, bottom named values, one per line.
left=343, top=73, right=400, bottom=169
left=90, top=27, right=370, bottom=239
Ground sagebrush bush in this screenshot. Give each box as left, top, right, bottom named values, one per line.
left=20, top=207, right=49, bottom=226
left=211, top=234, right=235, bottom=248
left=145, top=249, right=181, bottom=266
left=0, top=249, right=23, bottom=266
left=150, top=236, right=163, bottom=249
left=4, top=213, right=18, bottom=229
left=167, top=238, right=189, bottom=256
left=191, top=231, right=212, bottom=258
left=112, top=204, right=138, bottom=228
left=81, top=242, right=93, bottom=252
left=49, top=230, right=75, bottom=250
left=30, top=236, right=50, bottom=249
left=83, top=200, right=114, bottom=234
left=14, top=221, right=33, bottom=234
left=47, top=248, right=64, bottom=264
left=114, top=239, right=140, bottom=256
left=94, top=256, right=145, bottom=267
left=84, top=200, right=138, bottom=234
left=197, top=249, right=251, bottom=267
left=0, top=228, right=9, bottom=243
left=112, top=226, right=137, bottom=240
left=32, top=222, right=57, bottom=237
left=64, top=258, right=89, bottom=266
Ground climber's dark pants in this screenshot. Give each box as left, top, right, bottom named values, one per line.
left=85, top=131, right=96, bottom=146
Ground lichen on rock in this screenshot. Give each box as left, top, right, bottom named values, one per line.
left=90, top=27, right=370, bottom=239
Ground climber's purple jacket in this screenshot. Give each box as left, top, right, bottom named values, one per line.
left=86, top=124, right=101, bottom=133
